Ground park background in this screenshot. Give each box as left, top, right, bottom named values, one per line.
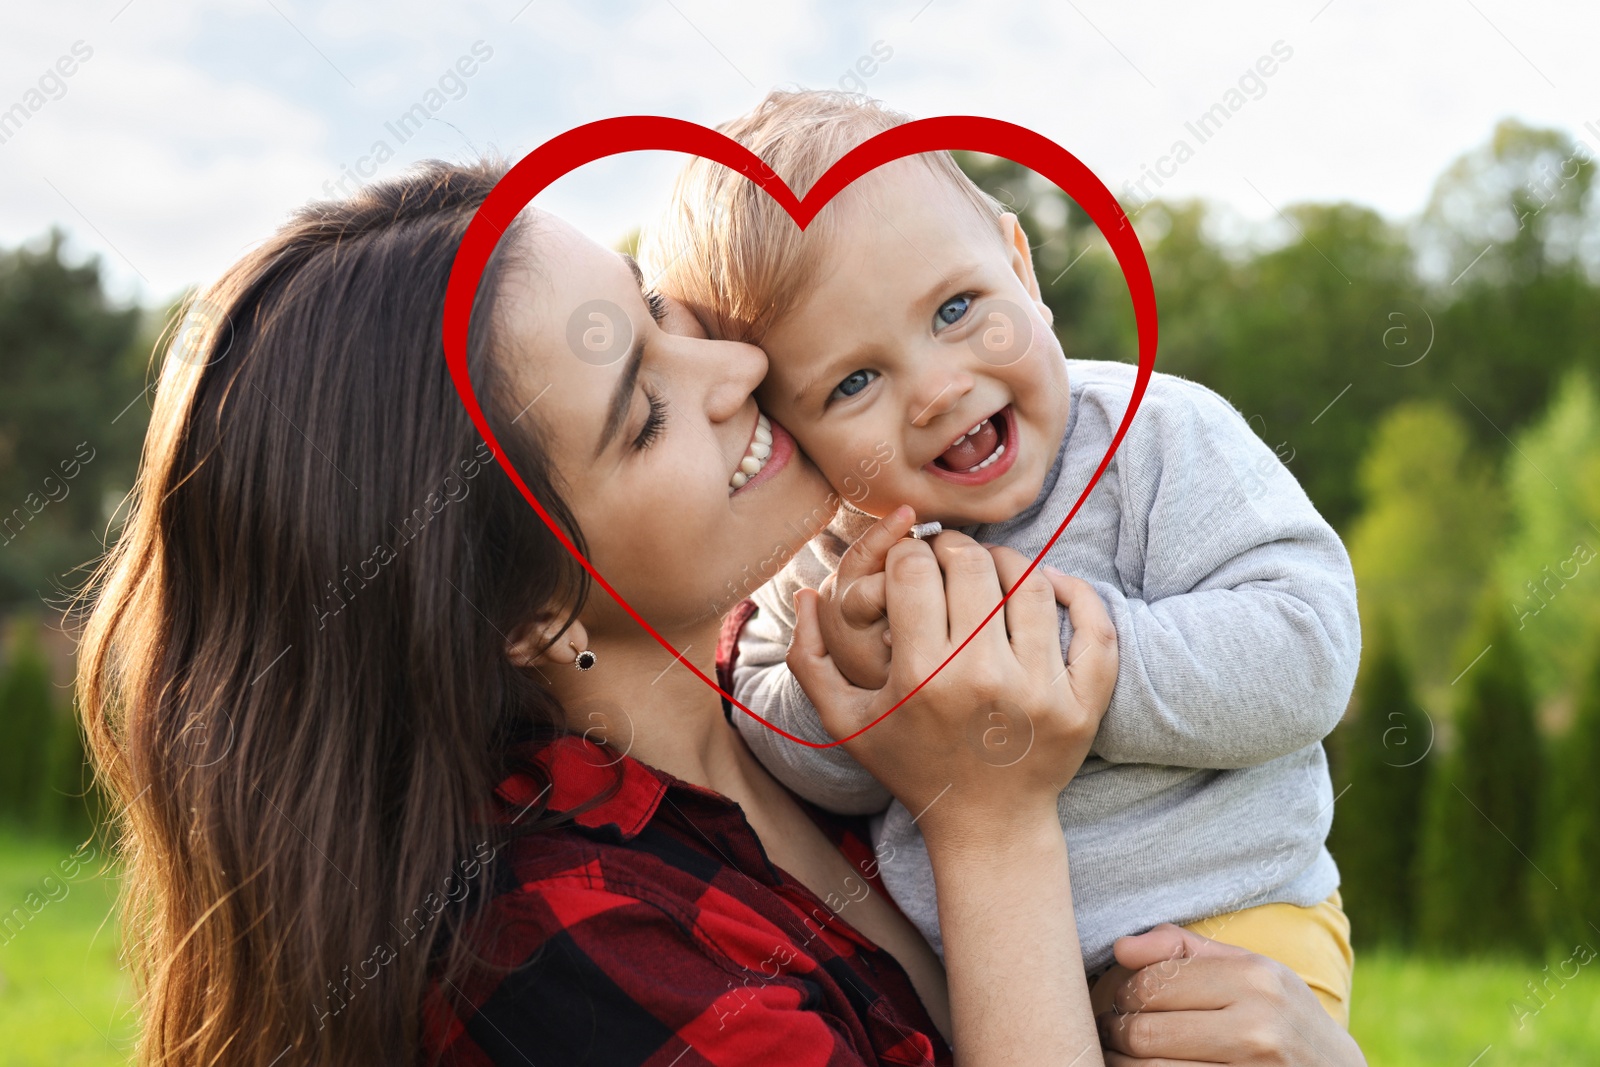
left=2, top=1, right=1599, bottom=1063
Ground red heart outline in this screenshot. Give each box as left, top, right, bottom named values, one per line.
left=443, top=116, right=1156, bottom=748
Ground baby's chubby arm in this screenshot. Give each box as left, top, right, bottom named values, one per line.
left=1064, top=378, right=1361, bottom=769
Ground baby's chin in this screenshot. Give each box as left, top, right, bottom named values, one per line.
left=900, top=472, right=1051, bottom=528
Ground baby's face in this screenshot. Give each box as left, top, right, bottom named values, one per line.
left=755, top=162, right=1070, bottom=527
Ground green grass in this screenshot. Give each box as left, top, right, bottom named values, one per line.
left=1351, top=948, right=1600, bottom=1066
left=3, top=828, right=1598, bottom=1064
left=0, top=829, right=134, bottom=1066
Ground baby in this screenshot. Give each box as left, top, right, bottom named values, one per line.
left=642, top=91, right=1361, bottom=1024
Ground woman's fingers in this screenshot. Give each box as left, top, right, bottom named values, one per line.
left=928, top=531, right=1008, bottom=658
left=1046, top=568, right=1119, bottom=711
left=1103, top=926, right=1364, bottom=1067
left=1098, top=1003, right=1252, bottom=1062
left=883, top=537, right=950, bottom=684
left=987, top=545, right=1062, bottom=670
left=1105, top=957, right=1253, bottom=1015
left=1112, top=922, right=1251, bottom=973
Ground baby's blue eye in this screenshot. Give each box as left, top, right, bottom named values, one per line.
left=831, top=369, right=877, bottom=401
left=936, top=295, right=971, bottom=327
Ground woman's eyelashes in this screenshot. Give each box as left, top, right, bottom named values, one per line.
left=645, top=290, right=669, bottom=324
left=935, top=293, right=972, bottom=328
left=828, top=368, right=879, bottom=403
left=632, top=387, right=669, bottom=451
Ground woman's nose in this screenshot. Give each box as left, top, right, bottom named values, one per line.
left=694, top=337, right=769, bottom=422
left=908, top=367, right=974, bottom=427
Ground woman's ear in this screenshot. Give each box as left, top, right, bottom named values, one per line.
left=999, top=211, right=1054, bottom=326
left=506, top=619, right=590, bottom=670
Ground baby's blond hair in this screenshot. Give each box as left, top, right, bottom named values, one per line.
left=639, top=90, right=1004, bottom=344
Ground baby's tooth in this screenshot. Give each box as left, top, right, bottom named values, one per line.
left=755, top=426, right=772, bottom=445
left=969, top=422, right=983, bottom=435
left=731, top=471, right=749, bottom=489
left=740, top=455, right=762, bottom=475
left=751, top=440, right=771, bottom=460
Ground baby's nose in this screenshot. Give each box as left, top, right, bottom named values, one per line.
left=908, top=370, right=974, bottom=426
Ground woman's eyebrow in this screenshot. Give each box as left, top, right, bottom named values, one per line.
left=623, top=254, right=647, bottom=291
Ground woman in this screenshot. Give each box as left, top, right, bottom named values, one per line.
left=76, top=160, right=1363, bottom=1066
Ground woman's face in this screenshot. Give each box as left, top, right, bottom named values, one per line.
left=497, top=212, right=836, bottom=636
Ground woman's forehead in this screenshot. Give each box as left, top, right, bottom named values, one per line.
left=498, top=218, right=641, bottom=452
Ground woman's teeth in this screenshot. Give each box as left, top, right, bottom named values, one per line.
left=729, top=413, right=773, bottom=490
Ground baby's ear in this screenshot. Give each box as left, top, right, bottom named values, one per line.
left=998, top=212, right=1052, bottom=324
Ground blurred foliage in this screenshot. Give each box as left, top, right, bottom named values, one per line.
left=0, top=229, right=154, bottom=609
left=1415, top=589, right=1544, bottom=957
left=1327, top=610, right=1431, bottom=948
left=0, top=618, right=94, bottom=838
left=0, top=622, right=56, bottom=824
left=961, top=116, right=1600, bottom=534
left=1497, top=369, right=1600, bottom=702
left=1540, top=640, right=1600, bottom=951
left=1346, top=401, right=1506, bottom=696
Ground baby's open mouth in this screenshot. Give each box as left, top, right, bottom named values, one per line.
left=933, top=409, right=1007, bottom=473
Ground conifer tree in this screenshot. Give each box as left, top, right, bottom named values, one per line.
left=1543, top=636, right=1600, bottom=950
left=1329, top=611, right=1432, bottom=946
left=1416, top=589, right=1544, bottom=955
left=0, top=622, right=59, bottom=826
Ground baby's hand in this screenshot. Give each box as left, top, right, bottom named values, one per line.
left=814, top=505, right=918, bottom=690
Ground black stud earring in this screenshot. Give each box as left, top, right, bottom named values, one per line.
left=570, top=641, right=596, bottom=671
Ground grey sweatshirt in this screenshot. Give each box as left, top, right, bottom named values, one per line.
left=732, top=360, right=1360, bottom=971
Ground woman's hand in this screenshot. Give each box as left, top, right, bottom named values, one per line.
left=1096, top=925, right=1366, bottom=1066
left=787, top=523, right=1119, bottom=838
left=790, top=520, right=1121, bottom=1066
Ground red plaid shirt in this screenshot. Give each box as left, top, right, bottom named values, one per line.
left=422, top=697, right=950, bottom=1064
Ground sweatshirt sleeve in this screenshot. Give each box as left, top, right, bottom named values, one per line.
left=1066, top=376, right=1362, bottom=769
left=731, top=515, right=893, bottom=816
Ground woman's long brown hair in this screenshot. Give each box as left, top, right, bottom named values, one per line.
left=75, top=161, right=589, bottom=1065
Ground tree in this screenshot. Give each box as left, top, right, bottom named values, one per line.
left=0, top=620, right=59, bottom=827
left=1327, top=611, right=1432, bottom=946
left=0, top=229, right=150, bottom=608
left=1541, top=638, right=1600, bottom=951
left=1348, top=401, right=1507, bottom=697
left=1496, top=368, right=1600, bottom=704
left=1415, top=587, right=1544, bottom=956
left=1418, top=120, right=1600, bottom=452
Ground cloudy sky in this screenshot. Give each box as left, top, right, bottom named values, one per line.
left=2, top=0, right=1595, bottom=304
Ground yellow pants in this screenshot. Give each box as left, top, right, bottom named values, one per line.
left=1181, top=890, right=1354, bottom=1028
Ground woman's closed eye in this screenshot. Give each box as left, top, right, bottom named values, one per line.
left=633, top=386, right=668, bottom=450
left=829, top=368, right=879, bottom=403
left=935, top=294, right=972, bottom=328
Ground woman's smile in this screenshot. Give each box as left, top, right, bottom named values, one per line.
left=730, top=412, right=797, bottom=495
